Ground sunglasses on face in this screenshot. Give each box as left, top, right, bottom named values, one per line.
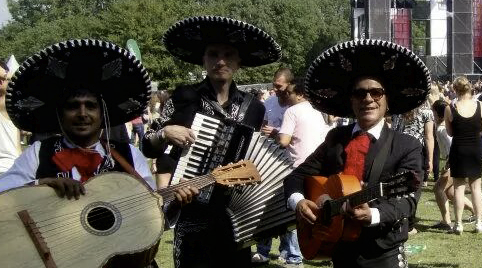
left=351, top=88, right=385, bottom=101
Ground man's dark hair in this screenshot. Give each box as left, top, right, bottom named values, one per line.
left=432, top=99, right=447, bottom=119
left=0, top=61, right=9, bottom=72
left=274, top=67, right=294, bottom=84
left=290, top=77, right=305, bottom=96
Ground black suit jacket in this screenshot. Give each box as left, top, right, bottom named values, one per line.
left=284, top=123, right=423, bottom=253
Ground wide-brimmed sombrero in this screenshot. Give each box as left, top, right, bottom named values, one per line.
left=163, top=15, right=281, bottom=67
left=6, top=39, right=151, bottom=133
left=305, top=39, right=431, bottom=117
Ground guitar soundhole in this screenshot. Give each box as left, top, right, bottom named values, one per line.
left=81, top=201, right=122, bottom=236
left=87, top=207, right=115, bottom=231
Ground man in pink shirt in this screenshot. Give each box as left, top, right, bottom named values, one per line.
left=278, top=81, right=331, bottom=167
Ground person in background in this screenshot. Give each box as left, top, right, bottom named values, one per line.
left=259, top=67, right=293, bottom=138
left=431, top=100, right=475, bottom=231
left=252, top=68, right=298, bottom=266
left=0, top=61, right=21, bottom=175
left=444, top=76, right=482, bottom=234
left=276, top=79, right=329, bottom=266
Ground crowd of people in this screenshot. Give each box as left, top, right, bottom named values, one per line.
left=0, top=15, right=481, bottom=268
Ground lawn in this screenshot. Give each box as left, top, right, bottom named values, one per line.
left=155, top=183, right=482, bottom=267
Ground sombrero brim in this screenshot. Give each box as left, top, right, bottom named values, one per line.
left=163, top=16, right=282, bottom=67
left=305, top=39, right=431, bottom=117
left=6, top=39, right=151, bottom=133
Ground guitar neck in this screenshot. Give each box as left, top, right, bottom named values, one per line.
left=327, top=183, right=382, bottom=218
left=156, top=174, right=215, bottom=203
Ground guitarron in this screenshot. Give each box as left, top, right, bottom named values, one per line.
left=0, top=160, right=260, bottom=268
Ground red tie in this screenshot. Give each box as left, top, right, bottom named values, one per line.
left=52, top=148, right=103, bottom=183
left=343, top=132, right=371, bottom=181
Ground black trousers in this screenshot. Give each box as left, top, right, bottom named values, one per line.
left=173, top=204, right=251, bottom=268
left=332, top=243, right=407, bottom=268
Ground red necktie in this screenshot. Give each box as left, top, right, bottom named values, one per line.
left=52, top=148, right=103, bottom=183
left=343, top=132, right=371, bottom=181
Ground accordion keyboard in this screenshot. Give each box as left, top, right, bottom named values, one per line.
left=171, top=114, right=223, bottom=184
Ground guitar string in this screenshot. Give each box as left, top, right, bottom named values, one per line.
left=39, top=193, right=156, bottom=237
left=45, top=200, right=160, bottom=251
left=49, top=202, right=161, bottom=265
left=41, top=173, right=231, bottom=253
left=34, top=175, right=226, bottom=241
left=32, top=174, right=214, bottom=227
left=329, top=184, right=379, bottom=213
left=38, top=174, right=255, bottom=250
left=48, top=201, right=159, bottom=253
left=36, top=177, right=212, bottom=236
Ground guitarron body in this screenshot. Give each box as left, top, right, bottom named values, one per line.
left=297, top=174, right=362, bottom=260
left=0, top=172, right=164, bottom=268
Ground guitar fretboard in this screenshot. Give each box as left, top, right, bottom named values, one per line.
left=327, top=183, right=382, bottom=218
left=156, top=174, right=215, bottom=203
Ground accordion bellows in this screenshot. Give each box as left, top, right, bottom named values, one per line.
left=228, top=132, right=296, bottom=248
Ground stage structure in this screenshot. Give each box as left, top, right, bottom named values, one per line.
left=352, top=0, right=482, bottom=81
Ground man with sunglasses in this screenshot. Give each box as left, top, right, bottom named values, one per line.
left=284, top=40, right=431, bottom=267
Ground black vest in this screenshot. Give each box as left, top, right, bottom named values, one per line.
left=35, top=136, right=134, bottom=179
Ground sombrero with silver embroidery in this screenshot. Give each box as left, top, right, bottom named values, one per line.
left=6, top=39, right=151, bottom=133
left=305, top=39, right=431, bottom=117
left=163, top=15, right=282, bottom=67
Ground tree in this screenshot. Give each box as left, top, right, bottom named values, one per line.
left=0, top=0, right=351, bottom=89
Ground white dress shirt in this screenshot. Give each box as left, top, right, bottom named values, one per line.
left=0, top=138, right=155, bottom=191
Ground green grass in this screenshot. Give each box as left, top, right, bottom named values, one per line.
left=155, top=183, right=482, bottom=267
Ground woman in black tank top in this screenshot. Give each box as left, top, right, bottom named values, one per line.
left=445, top=76, right=482, bottom=234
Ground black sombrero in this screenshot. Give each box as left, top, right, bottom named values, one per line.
left=305, top=39, right=431, bottom=117
left=6, top=39, right=151, bottom=133
left=163, top=15, right=282, bottom=67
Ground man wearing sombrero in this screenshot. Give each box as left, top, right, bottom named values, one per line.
left=142, top=16, right=281, bottom=267
left=284, top=39, right=430, bottom=267
left=0, top=39, right=198, bottom=267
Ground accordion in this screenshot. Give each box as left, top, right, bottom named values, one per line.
left=171, top=113, right=296, bottom=248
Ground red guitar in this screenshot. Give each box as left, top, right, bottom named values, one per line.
left=297, top=171, right=417, bottom=260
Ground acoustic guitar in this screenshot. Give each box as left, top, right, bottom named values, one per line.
left=0, top=160, right=260, bottom=268
left=297, top=171, right=417, bottom=260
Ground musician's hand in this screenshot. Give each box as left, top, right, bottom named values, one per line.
left=38, top=178, right=85, bottom=200
left=173, top=186, right=199, bottom=207
left=261, top=125, right=278, bottom=137
left=296, top=199, right=318, bottom=225
left=163, top=125, right=196, bottom=148
left=342, top=201, right=372, bottom=225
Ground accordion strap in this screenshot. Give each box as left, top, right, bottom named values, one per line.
left=201, top=93, right=254, bottom=122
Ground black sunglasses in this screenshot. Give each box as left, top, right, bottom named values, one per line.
left=351, top=88, right=385, bottom=101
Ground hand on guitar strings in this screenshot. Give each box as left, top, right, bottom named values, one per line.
left=37, top=177, right=85, bottom=200
left=173, top=185, right=200, bottom=207
left=296, top=199, right=318, bottom=225
left=162, top=125, right=196, bottom=148
left=341, top=201, right=372, bottom=226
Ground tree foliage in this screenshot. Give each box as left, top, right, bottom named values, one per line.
left=0, top=0, right=350, bottom=89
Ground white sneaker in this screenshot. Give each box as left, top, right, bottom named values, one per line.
left=475, top=221, right=482, bottom=233
left=452, top=222, right=463, bottom=235
left=251, top=253, right=269, bottom=263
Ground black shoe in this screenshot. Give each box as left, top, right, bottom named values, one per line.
left=431, top=222, right=452, bottom=231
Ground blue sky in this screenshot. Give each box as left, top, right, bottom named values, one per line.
left=0, top=0, right=12, bottom=27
